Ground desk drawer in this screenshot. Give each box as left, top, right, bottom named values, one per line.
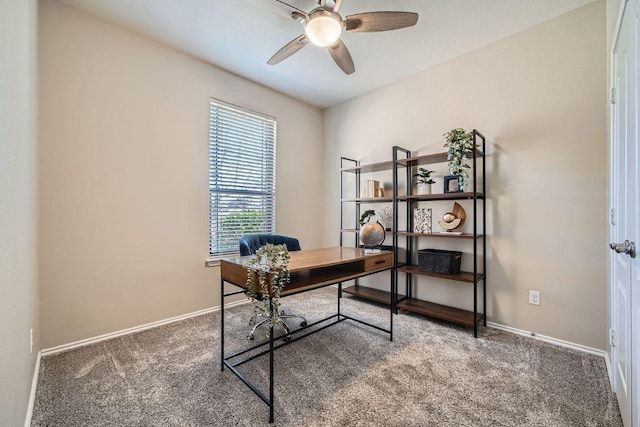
left=364, top=253, right=393, bottom=271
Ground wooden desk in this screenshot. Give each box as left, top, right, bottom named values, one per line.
left=220, top=247, right=394, bottom=423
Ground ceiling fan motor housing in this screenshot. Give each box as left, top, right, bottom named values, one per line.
left=304, top=8, right=344, bottom=47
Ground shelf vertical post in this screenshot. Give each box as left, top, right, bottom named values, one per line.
left=392, top=147, right=398, bottom=318
left=472, top=131, right=478, bottom=338
left=481, top=132, right=487, bottom=326
left=405, top=151, right=412, bottom=300
left=340, top=158, right=345, bottom=247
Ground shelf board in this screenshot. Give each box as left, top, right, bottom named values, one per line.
left=397, top=265, right=484, bottom=283
left=396, top=298, right=483, bottom=327
left=397, top=232, right=484, bottom=239
left=341, top=197, right=393, bottom=203
left=397, top=192, right=484, bottom=201
left=357, top=245, right=394, bottom=251
left=341, top=161, right=393, bottom=174
left=397, top=152, right=448, bottom=166
left=396, top=150, right=484, bottom=167
left=342, top=285, right=392, bottom=305
left=341, top=229, right=393, bottom=234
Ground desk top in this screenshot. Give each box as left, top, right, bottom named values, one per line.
left=222, top=247, right=387, bottom=271
left=220, top=247, right=393, bottom=295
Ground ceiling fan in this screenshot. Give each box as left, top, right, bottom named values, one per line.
left=266, top=0, right=419, bottom=75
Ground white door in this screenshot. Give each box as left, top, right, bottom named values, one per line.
left=610, top=1, right=639, bottom=426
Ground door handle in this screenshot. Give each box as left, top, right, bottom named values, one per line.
left=609, top=240, right=636, bottom=258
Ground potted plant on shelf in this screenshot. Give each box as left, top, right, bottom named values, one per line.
left=414, top=168, right=436, bottom=195
left=443, top=128, right=476, bottom=192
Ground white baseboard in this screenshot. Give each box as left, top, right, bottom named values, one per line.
left=40, top=299, right=249, bottom=357
left=40, top=305, right=609, bottom=360
left=487, top=321, right=608, bottom=358
left=24, top=351, right=41, bottom=427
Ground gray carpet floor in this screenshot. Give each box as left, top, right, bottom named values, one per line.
left=32, top=287, right=622, bottom=426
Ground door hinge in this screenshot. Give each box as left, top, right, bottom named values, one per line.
left=610, top=208, right=616, bottom=225
left=610, top=87, right=616, bottom=105
left=610, top=328, right=615, bottom=347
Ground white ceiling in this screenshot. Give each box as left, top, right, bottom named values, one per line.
left=59, top=0, right=596, bottom=109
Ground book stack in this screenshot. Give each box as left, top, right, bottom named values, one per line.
left=367, top=180, right=379, bottom=198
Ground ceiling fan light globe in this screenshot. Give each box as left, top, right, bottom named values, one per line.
left=305, top=14, right=342, bottom=47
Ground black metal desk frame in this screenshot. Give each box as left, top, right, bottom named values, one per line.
left=220, top=250, right=394, bottom=423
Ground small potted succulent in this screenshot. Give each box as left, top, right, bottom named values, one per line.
left=414, top=168, right=436, bottom=195
left=443, top=128, right=476, bottom=191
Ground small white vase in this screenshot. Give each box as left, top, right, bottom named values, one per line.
left=417, top=183, right=432, bottom=195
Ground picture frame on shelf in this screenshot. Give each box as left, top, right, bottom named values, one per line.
left=444, top=175, right=461, bottom=193
left=413, top=208, right=432, bottom=233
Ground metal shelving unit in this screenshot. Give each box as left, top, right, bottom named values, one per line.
left=393, top=130, right=487, bottom=337
left=338, top=130, right=487, bottom=337
left=339, top=157, right=395, bottom=306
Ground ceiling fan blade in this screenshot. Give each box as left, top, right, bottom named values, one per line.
left=345, top=11, right=419, bottom=32
left=246, top=0, right=307, bottom=21
left=327, top=38, right=355, bottom=75
left=267, top=34, right=310, bottom=65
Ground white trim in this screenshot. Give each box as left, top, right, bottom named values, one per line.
left=611, top=0, right=628, bottom=53
left=40, top=299, right=249, bottom=356
left=205, top=258, right=221, bottom=267
left=487, top=322, right=608, bottom=358
left=40, top=310, right=609, bottom=358
left=205, top=252, right=240, bottom=267
left=24, top=351, right=41, bottom=427
left=604, top=350, right=614, bottom=385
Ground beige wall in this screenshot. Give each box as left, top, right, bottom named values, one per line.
left=38, top=0, right=324, bottom=348
left=323, top=1, right=608, bottom=349
left=0, top=0, right=39, bottom=424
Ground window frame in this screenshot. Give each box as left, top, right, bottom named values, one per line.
left=207, top=98, right=277, bottom=262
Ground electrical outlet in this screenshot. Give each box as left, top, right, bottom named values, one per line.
left=29, top=329, right=33, bottom=354
left=529, top=290, right=541, bottom=305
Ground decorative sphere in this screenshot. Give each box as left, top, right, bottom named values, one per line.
left=443, top=212, right=456, bottom=223
left=359, top=221, right=385, bottom=247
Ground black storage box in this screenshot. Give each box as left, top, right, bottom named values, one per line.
left=417, top=249, right=462, bottom=274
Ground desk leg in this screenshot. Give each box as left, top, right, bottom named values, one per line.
left=337, top=282, right=342, bottom=317
left=269, top=298, right=275, bottom=423
left=220, top=278, right=225, bottom=372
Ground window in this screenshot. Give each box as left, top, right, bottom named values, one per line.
left=209, top=99, right=276, bottom=256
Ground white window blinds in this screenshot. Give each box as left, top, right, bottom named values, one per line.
left=209, top=99, right=276, bottom=256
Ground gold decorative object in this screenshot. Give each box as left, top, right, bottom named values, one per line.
left=437, top=202, right=466, bottom=232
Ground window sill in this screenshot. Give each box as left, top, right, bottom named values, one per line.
left=205, top=253, right=240, bottom=267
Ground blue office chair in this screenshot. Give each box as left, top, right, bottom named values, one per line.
left=239, top=234, right=307, bottom=341
left=239, top=234, right=301, bottom=256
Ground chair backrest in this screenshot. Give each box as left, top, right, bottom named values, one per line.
left=238, top=234, right=301, bottom=256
